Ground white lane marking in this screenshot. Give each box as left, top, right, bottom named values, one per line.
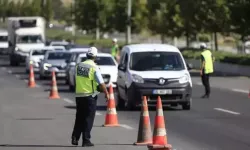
left=24, top=79, right=28, bottom=83
left=231, top=89, right=248, bottom=94
left=120, top=124, right=134, bottom=130
left=15, top=75, right=20, bottom=78
left=7, top=70, right=12, bottom=74
left=214, top=108, right=240, bottom=115
left=63, top=98, right=74, bottom=104
left=95, top=112, right=102, bottom=116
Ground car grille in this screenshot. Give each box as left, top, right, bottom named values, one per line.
left=144, top=78, right=178, bottom=85
left=102, top=74, right=110, bottom=84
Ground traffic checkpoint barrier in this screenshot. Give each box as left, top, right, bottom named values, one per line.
left=102, top=85, right=120, bottom=127
left=28, top=64, right=36, bottom=88
left=49, top=71, right=60, bottom=99
left=134, top=96, right=152, bottom=146
left=147, top=96, right=172, bottom=150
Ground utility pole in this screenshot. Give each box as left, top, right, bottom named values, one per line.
left=126, top=0, right=132, bottom=44
left=72, top=0, right=76, bottom=42
left=41, top=0, right=46, bottom=17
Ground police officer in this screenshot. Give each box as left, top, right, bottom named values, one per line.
left=200, top=43, right=214, bottom=98
left=71, top=47, right=109, bottom=147
left=111, top=38, right=119, bottom=61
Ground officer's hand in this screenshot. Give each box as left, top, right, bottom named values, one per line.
left=200, top=70, right=203, bottom=76
left=105, top=93, right=110, bottom=102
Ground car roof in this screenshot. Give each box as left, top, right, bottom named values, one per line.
left=47, top=51, right=70, bottom=54
left=50, top=41, right=69, bottom=44
left=78, top=53, right=112, bottom=58
left=123, top=44, right=180, bottom=53
left=69, top=48, right=89, bottom=52
left=31, top=46, right=55, bottom=51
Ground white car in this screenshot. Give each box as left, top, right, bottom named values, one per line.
left=25, top=46, right=54, bottom=73
left=51, top=45, right=66, bottom=51
left=68, top=53, right=118, bottom=91
left=50, top=41, right=69, bottom=47
left=116, top=44, right=193, bottom=110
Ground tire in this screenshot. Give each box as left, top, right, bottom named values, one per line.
left=182, top=102, right=191, bottom=110
left=26, top=69, right=29, bottom=74
left=69, top=84, right=74, bottom=92
left=39, top=74, right=45, bottom=80
left=65, top=78, right=69, bottom=84
left=10, top=59, right=18, bottom=66
left=116, top=87, right=125, bottom=110
left=125, top=90, right=136, bottom=111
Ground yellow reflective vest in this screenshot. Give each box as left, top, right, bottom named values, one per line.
left=111, top=44, right=119, bottom=57
left=75, top=59, right=98, bottom=97
left=201, top=50, right=214, bottom=74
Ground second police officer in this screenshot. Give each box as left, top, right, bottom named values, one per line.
left=71, top=47, right=109, bottom=147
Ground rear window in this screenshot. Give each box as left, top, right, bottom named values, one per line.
left=80, top=56, right=116, bottom=66
left=47, top=52, right=71, bottom=60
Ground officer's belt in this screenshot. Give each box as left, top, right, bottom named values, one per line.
left=75, top=91, right=100, bottom=98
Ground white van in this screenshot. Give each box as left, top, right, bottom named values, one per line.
left=116, top=44, right=192, bottom=110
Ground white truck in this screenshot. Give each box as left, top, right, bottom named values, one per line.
left=7, top=17, right=46, bottom=66
left=0, top=30, right=9, bottom=54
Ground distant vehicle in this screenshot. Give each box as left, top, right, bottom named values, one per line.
left=65, top=48, right=89, bottom=84
left=49, top=41, right=71, bottom=50
left=39, top=51, right=72, bottom=79
left=68, top=53, right=118, bottom=91
left=25, top=46, right=55, bottom=73
left=116, top=44, right=193, bottom=110
left=7, top=16, right=46, bottom=66
left=0, top=30, right=9, bottom=54
left=51, top=45, right=66, bottom=51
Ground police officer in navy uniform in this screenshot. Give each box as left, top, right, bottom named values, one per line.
left=71, top=47, right=109, bottom=147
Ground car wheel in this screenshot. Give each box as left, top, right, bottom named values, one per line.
left=125, top=91, right=136, bottom=111
left=182, top=102, right=191, bottom=110
left=65, top=78, right=69, bottom=84
left=69, top=84, right=74, bottom=92
left=39, top=74, right=45, bottom=80
left=26, top=69, right=29, bottom=74
left=116, top=87, right=125, bottom=110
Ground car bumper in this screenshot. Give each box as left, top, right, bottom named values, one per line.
left=42, top=70, right=67, bottom=78
left=127, top=81, right=192, bottom=106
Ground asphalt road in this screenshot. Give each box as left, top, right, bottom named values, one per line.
left=0, top=55, right=250, bottom=150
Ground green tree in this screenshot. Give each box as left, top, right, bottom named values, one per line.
left=42, top=0, right=53, bottom=22
left=147, top=0, right=183, bottom=43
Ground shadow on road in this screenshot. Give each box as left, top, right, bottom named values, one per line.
left=0, top=144, right=76, bottom=147
left=64, top=105, right=107, bottom=111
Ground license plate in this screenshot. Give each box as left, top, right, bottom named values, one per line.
left=153, top=89, right=172, bottom=95
left=57, top=73, right=65, bottom=77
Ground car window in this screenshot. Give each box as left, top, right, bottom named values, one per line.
left=32, top=50, right=48, bottom=55
left=129, top=52, right=185, bottom=71
left=80, top=56, right=116, bottom=66
left=47, top=52, right=71, bottom=60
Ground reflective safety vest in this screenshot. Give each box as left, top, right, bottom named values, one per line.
left=111, top=44, right=119, bottom=57
left=201, top=50, right=214, bottom=74
left=75, top=59, right=98, bottom=97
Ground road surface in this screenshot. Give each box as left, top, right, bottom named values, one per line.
left=0, top=55, right=250, bottom=150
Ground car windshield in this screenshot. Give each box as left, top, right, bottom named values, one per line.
left=51, top=44, right=70, bottom=50
left=129, top=52, right=185, bottom=71
left=80, top=56, right=116, bottom=66
left=16, top=35, right=43, bottom=44
left=0, top=36, right=8, bottom=42
left=32, top=50, right=49, bottom=55
left=55, top=48, right=64, bottom=51
left=47, top=52, right=71, bottom=60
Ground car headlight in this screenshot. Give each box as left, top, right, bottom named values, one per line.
left=43, top=63, right=52, bottom=70
left=179, top=74, right=189, bottom=84
left=131, top=74, right=144, bottom=83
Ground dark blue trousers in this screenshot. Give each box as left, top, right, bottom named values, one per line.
left=72, top=96, right=97, bottom=143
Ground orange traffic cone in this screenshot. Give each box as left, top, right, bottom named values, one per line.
left=102, top=85, right=119, bottom=127
left=49, top=71, right=60, bottom=99
left=28, top=64, right=36, bottom=88
left=248, top=89, right=250, bottom=98
left=134, top=96, right=152, bottom=145
left=147, top=96, right=172, bottom=150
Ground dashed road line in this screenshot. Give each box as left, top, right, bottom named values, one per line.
left=63, top=98, right=74, bottom=104
left=24, top=79, right=28, bottom=83
left=231, top=89, right=248, bottom=94
left=7, top=70, right=12, bottom=74
left=95, top=112, right=102, bottom=116
left=15, top=74, right=20, bottom=78
left=120, top=124, right=134, bottom=130
left=214, top=108, right=240, bottom=115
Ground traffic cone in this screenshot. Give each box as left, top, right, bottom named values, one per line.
left=102, top=85, right=119, bottom=127
left=248, top=89, right=250, bottom=98
left=147, top=96, right=172, bottom=150
left=49, top=71, right=60, bottom=99
left=28, top=64, right=36, bottom=88
left=134, top=96, right=152, bottom=145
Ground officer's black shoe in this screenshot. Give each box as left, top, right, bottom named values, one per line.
left=82, top=142, right=94, bottom=147
left=71, top=137, right=78, bottom=146
left=201, top=94, right=209, bottom=98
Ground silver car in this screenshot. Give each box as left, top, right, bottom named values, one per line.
left=39, top=51, right=72, bottom=79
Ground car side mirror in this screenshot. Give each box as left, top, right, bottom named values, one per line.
left=70, top=62, right=76, bottom=67
left=187, top=63, right=193, bottom=70
left=118, top=64, right=126, bottom=71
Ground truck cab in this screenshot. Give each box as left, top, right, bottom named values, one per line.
left=0, top=30, right=9, bottom=54
left=8, top=17, right=45, bottom=66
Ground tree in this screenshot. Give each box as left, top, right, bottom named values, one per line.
left=147, top=0, right=183, bottom=43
